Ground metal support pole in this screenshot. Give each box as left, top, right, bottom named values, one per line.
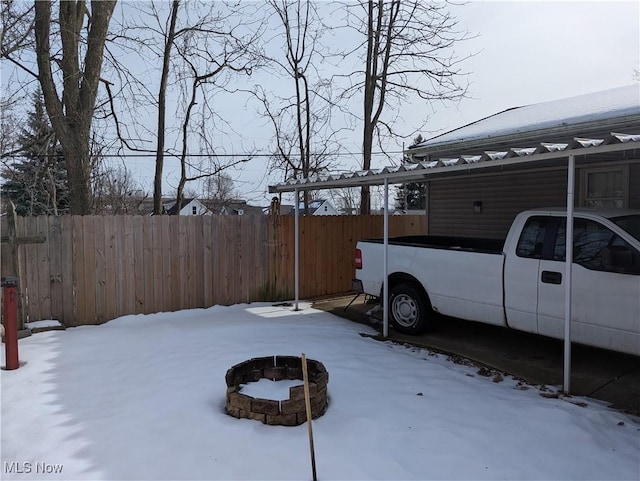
left=383, top=179, right=389, bottom=338
left=563, top=155, right=575, bottom=393
left=2, top=276, right=20, bottom=370
left=294, top=188, right=300, bottom=311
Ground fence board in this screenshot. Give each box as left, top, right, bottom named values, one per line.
left=243, top=217, right=253, bottom=300
left=202, top=216, right=213, bottom=307
left=114, top=217, right=124, bottom=320
left=161, top=217, right=172, bottom=312
left=22, top=217, right=39, bottom=322
left=60, top=216, right=74, bottom=324
left=48, top=216, right=63, bottom=322
left=35, top=217, right=51, bottom=319
left=211, top=217, right=222, bottom=305
left=18, top=217, right=32, bottom=323
left=14, top=214, right=425, bottom=325
left=232, top=217, right=241, bottom=303
left=103, top=216, right=117, bottom=322
left=83, top=217, right=97, bottom=323
left=252, top=215, right=266, bottom=301
left=142, top=216, right=155, bottom=314
left=133, top=217, right=145, bottom=314
left=71, top=217, right=85, bottom=325
left=150, top=216, right=163, bottom=312
left=123, top=216, right=136, bottom=315
left=94, top=215, right=107, bottom=323
left=178, top=216, right=188, bottom=310
left=187, top=216, right=198, bottom=308
left=221, top=218, right=237, bottom=304
left=166, top=216, right=177, bottom=311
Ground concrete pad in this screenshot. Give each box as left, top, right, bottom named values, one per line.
left=312, top=294, right=640, bottom=415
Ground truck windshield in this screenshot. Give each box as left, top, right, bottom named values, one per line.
left=611, top=215, right=640, bottom=242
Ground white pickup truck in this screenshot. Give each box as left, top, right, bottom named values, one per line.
left=354, top=208, right=640, bottom=356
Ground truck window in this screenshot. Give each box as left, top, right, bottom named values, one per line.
left=516, top=217, right=548, bottom=259
left=611, top=215, right=640, bottom=242
left=554, top=219, right=640, bottom=274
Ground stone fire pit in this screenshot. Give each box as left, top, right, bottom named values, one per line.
left=225, top=356, right=329, bottom=426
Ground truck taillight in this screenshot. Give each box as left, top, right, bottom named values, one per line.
left=355, top=248, right=362, bottom=269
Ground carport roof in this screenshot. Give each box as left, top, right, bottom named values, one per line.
left=268, top=85, right=640, bottom=193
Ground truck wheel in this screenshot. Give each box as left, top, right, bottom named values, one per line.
left=389, top=284, right=429, bottom=334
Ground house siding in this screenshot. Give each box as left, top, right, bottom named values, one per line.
left=629, top=162, right=640, bottom=209
left=428, top=168, right=569, bottom=239
left=428, top=160, right=640, bottom=239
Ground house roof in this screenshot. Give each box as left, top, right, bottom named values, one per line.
left=280, top=199, right=334, bottom=215
left=203, top=199, right=266, bottom=215
left=410, top=84, right=639, bottom=155
left=164, top=198, right=192, bottom=215
left=302, top=199, right=330, bottom=214
left=268, top=85, right=640, bottom=193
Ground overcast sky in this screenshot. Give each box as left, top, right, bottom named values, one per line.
left=200, top=0, right=640, bottom=205
left=7, top=1, right=636, bottom=207
left=427, top=1, right=639, bottom=131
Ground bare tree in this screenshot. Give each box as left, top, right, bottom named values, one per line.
left=168, top=2, right=263, bottom=213
left=329, top=187, right=360, bottom=215
left=342, top=1, right=470, bottom=214
left=0, top=98, right=20, bottom=162
left=33, top=0, right=117, bottom=214
left=254, top=0, right=342, bottom=213
left=203, top=172, right=237, bottom=202
left=1, top=1, right=38, bottom=159
left=153, top=0, right=180, bottom=214
left=124, top=1, right=263, bottom=214
left=92, top=164, right=147, bottom=215
left=1, top=1, right=36, bottom=76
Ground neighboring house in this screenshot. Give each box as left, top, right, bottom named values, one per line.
left=164, top=198, right=212, bottom=216
left=281, top=199, right=340, bottom=216
left=219, top=201, right=266, bottom=216
left=203, top=199, right=266, bottom=216
left=403, top=84, right=640, bottom=238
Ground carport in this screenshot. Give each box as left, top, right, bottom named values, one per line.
left=268, top=85, right=640, bottom=392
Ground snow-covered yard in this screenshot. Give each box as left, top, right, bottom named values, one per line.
left=1, top=303, right=638, bottom=480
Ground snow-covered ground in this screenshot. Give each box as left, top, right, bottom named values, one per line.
left=1, top=303, right=638, bottom=480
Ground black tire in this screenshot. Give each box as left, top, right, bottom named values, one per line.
left=389, top=283, right=430, bottom=334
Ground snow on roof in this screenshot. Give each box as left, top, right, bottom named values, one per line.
left=413, top=84, right=640, bottom=150
left=268, top=85, right=640, bottom=193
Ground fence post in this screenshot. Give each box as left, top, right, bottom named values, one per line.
left=2, top=276, right=20, bottom=370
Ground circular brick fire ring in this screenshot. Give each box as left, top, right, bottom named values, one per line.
left=225, top=356, right=329, bottom=426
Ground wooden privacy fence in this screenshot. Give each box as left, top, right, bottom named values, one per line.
left=267, top=215, right=427, bottom=299
left=0, top=214, right=426, bottom=326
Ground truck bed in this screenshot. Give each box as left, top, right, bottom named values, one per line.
left=361, top=235, right=505, bottom=255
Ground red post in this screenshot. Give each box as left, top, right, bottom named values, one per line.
left=2, top=276, right=19, bottom=370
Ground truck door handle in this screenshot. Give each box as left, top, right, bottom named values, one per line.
left=541, top=271, right=562, bottom=285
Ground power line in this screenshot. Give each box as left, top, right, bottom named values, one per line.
left=2, top=150, right=405, bottom=159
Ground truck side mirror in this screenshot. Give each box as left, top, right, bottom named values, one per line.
left=602, top=246, right=634, bottom=270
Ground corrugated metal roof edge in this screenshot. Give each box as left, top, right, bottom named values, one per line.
left=268, top=138, right=640, bottom=193
left=407, top=114, right=640, bottom=158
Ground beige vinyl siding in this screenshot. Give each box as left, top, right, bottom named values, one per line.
left=428, top=168, right=568, bottom=239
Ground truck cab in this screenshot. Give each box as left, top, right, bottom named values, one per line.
left=504, top=209, right=640, bottom=355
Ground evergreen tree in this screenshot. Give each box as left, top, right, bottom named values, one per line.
left=395, top=182, right=426, bottom=211
left=395, top=134, right=426, bottom=212
left=1, top=91, right=69, bottom=216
